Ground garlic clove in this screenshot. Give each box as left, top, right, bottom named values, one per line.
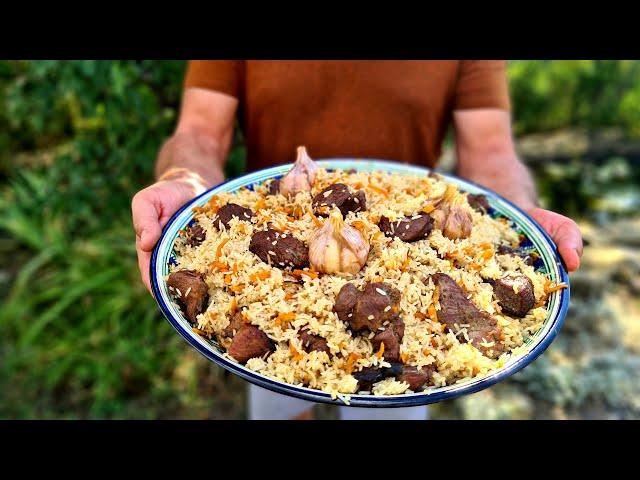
left=309, top=209, right=370, bottom=275
left=279, top=146, right=319, bottom=197
left=432, top=185, right=473, bottom=240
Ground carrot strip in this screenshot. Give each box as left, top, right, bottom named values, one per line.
left=376, top=342, right=385, bottom=359
left=249, top=270, right=271, bottom=282
left=345, top=353, right=361, bottom=374
left=275, top=312, right=296, bottom=327
left=229, top=297, right=237, bottom=315
left=292, top=269, right=319, bottom=279
left=229, top=284, right=244, bottom=293
left=307, top=207, right=322, bottom=228
left=216, top=238, right=229, bottom=259
left=368, top=182, right=388, bottom=196
left=289, top=342, right=304, bottom=361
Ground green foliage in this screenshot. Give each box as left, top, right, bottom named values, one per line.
left=508, top=60, right=640, bottom=137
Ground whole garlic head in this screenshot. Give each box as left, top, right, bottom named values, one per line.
left=279, top=146, right=318, bottom=197
left=309, top=209, right=370, bottom=275
left=432, top=184, right=472, bottom=240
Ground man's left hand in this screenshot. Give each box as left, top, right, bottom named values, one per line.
left=527, top=207, right=583, bottom=272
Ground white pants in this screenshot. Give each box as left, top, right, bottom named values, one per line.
left=249, top=384, right=429, bottom=420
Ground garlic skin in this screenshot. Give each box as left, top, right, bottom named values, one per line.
left=309, top=209, right=370, bottom=275
left=432, top=184, right=473, bottom=240
left=279, top=146, right=318, bottom=197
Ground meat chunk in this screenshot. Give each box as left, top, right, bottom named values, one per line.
left=299, top=328, right=330, bottom=354
left=489, top=274, right=535, bottom=318
left=371, top=317, right=405, bottom=362
left=167, top=270, right=209, bottom=323
left=228, top=325, right=275, bottom=364
left=430, top=273, right=502, bottom=358
left=213, top=203, right=255, bottom=229
left=184, top=221, right=206, bottom=247
left=467, top=193, right=490, bottom=213
left=352, top=362, right=433, bottom=392
left=222, top=311, right=246, bottom=338
left=353, top=363, right=403, bottom=391
left=249, top=228, right=309, bottom=269
left=312, top=183, right=367, bottom=217
left=333, top=282, right=359, bottom=323
left=396, top=364, right=434, bottom=391
left=497, top=244, right=537, bottom=266
left=267, top=178, right=280, bottom=195
left=351, top=282, right=401, bottom=332
left=334, top=282, right=401, bottom=332
left=378, top=214, right=433, bottom=242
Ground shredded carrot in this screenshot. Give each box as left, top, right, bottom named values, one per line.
left=428, top=304, right=438, bottom=321
left=249, top=270, right=271, bottom=282
left=275, top=312, right=296, bottom=327
left=422, top=204, right=436, bottom=214
left=351, top=220, right=367, bottom=232
left=292, top=269, right=319, bottom=279
left=430, top=337, right=438, bottom=348
left=307, top=207, right=322, bottom=227
left=289, top=342, right=304, bottom=361
left=216, top=238, right=229, bottom=259
left=415, top=311, right=427, bottom=320
left=229, top=284, right=244, bottom=293
left=224, top=274, right=233, bottom=284
left=352, top=181, right=364, bottom=189
left=232, top=263, right=239, bottom=274
left=345, top=353, right=361, bottom=374
left=481, top=248, right=494, bottom=262
left=206, top=195, right=220, bottom=213
left=376, top=342, right=385, bottom=359
left=423, top=348, right=431, bottom=356
left=400, top=256, right=411, bottom=272
left=400, top=352, right=409, bottom=363
left=284, top=291, right=296, bottom=300
left=210, top=261, right=229, bottom=272
left=368, top=181, right=388, bottom=196
left=255, top=198, right=266, bottom=211
left=432, top=286, right=440, bottom=305
left=545, top=281, right=568, bottom=294
left=229, top=297, right=237, bottom=315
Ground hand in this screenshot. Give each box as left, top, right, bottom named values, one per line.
left=132, top=168, right=223, bottom=293
left=527, top=207, right=583, bottom=272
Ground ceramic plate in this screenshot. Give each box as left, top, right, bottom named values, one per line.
left=151, top=159, right=570, bottom=407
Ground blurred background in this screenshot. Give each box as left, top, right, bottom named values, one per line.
left=0, top=60, right=638, bottom=419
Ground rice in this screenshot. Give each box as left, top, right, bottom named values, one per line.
left=169, top=168, right=553, bottom=398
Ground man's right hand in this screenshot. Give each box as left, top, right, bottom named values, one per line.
left=132, top=169, right=222, bottom=293
left=133, top=87, right=238, bottom=294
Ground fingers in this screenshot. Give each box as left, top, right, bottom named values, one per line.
left=136, top=236, right=153, bottom=293
left=132, top=190, right=162, bottom=252
left=531, top=208, right=583, bottom=273
left=555, top=221, right=583, bottom=272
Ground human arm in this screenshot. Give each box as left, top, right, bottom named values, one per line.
left=132, top=87, right=238, bottom=292
left=453, top=109, right=583, bottom=272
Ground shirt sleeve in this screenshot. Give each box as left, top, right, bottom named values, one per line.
left=453, top=60, right=510, bottom=111
left=183, top=60, right=243, bottom=98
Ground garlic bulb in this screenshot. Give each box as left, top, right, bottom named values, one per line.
left=309, top=209, right=370, bottom=275
left=432, top=184, right=472, bottom=240
left=279, top=146, right=318, bottom=197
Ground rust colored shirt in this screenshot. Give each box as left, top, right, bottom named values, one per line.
left=184, top=60, right=510, bottom=172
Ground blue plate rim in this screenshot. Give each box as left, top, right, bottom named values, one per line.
left=150, top=159, right=570, bottom=407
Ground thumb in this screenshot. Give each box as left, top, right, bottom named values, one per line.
left=132, top=191, right=162, bottom=252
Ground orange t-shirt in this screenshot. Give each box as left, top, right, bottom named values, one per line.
left=184, top=60, right=510, bottom=171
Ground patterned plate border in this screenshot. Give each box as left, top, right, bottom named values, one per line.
left=151, top=159, right=570, bottom=407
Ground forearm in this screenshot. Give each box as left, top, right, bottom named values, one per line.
left=456, top=151, right=539, bottom=211
left=155, top=129, right=227, bottom=188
